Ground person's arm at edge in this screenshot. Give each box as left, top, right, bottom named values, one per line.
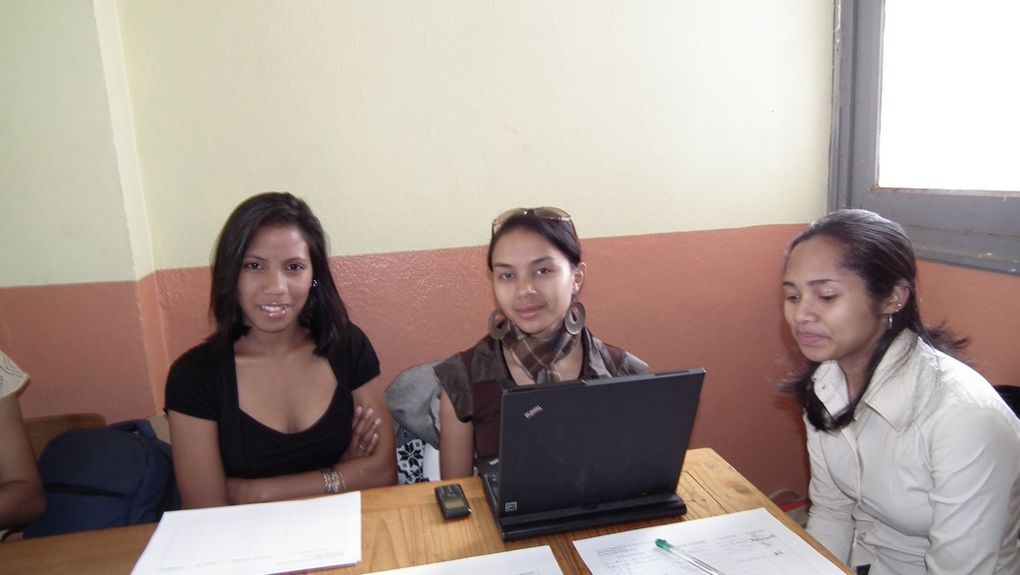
left=0, top=394, right=45, bottom=529
left=224, top=377, right=396, bottom=505
left=168, top=410, right=230, bottom=509
left=439, top=389, right=474, bottom=479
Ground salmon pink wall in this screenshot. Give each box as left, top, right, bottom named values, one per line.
left=5, top=225, right=1019, bottom=497
left=0, top=281, right=157, bottom=421
left=916, top=261, right=1020, bottom=387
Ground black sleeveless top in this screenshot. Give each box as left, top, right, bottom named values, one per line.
left=165, top=324, right=379, bottom=478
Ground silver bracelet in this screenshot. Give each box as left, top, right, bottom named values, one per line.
left=322, top=467, right=341, bottom=494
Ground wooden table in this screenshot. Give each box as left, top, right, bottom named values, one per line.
left=0, top=448, right=849, bottom=574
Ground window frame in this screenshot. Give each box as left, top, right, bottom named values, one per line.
left=829, top=0, right=1020, bottom=276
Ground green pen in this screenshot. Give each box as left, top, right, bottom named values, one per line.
left=655, top=538, right=726, bottom=575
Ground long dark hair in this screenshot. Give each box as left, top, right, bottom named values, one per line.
left=207, top=192, right=349, bottom=355
left=783, top=209, right=967, bottom=431
left=487, top=213, right=582, bottom=271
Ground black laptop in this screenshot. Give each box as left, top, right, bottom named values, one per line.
left=479, top=368, right=705, bottom=540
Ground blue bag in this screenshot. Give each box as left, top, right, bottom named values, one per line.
left=23, top=419, right=180, bottom=538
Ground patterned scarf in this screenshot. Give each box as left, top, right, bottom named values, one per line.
left=500, top=322, right=580, bottom=384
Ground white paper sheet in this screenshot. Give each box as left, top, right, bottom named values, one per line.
left=573, top=507, right=845, bottom=575
left=367, top=545, right=563, bottom=575
left=131, top=491, right=361, bottom=575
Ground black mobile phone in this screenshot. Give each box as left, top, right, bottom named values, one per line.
left=434, top=483, right=471, bottom=519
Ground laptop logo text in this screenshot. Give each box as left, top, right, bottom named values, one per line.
left=522, top=405, right=546, bottom=420
left=523, top=405, right=543, bottom=419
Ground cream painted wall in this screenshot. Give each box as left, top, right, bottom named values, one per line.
left=117, top=0, right=833, bottom=271
left=0, top=0, right=139, bottom=287
left=1, top=0, right=833, bottom=286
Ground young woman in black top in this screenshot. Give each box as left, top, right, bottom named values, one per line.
left=166, top=192, right=395, bottom=508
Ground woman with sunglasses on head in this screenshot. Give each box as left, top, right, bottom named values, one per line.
left=166, top=192, right=396, bottom=508
left=782, top=209, right=1020, bottom=574
left=436, top=207, right=648, bottom=479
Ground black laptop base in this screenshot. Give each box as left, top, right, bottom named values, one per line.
left=487, top=487, right=688, bottom=541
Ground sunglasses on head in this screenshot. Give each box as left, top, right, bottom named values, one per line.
left=491, top=207, right=575, bottom=236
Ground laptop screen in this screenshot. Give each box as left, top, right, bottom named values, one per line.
left=492, top=369, right=705, bottom=518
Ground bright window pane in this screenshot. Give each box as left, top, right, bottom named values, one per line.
left=879, top=0, right=1020, bottom=192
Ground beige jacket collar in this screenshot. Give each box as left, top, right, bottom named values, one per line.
left=813, top=330, right=935, bottom=433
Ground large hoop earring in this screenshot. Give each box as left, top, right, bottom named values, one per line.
left=564, top=300, right=586, bottom=336
left=489, top=310, right=511, bottom=340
